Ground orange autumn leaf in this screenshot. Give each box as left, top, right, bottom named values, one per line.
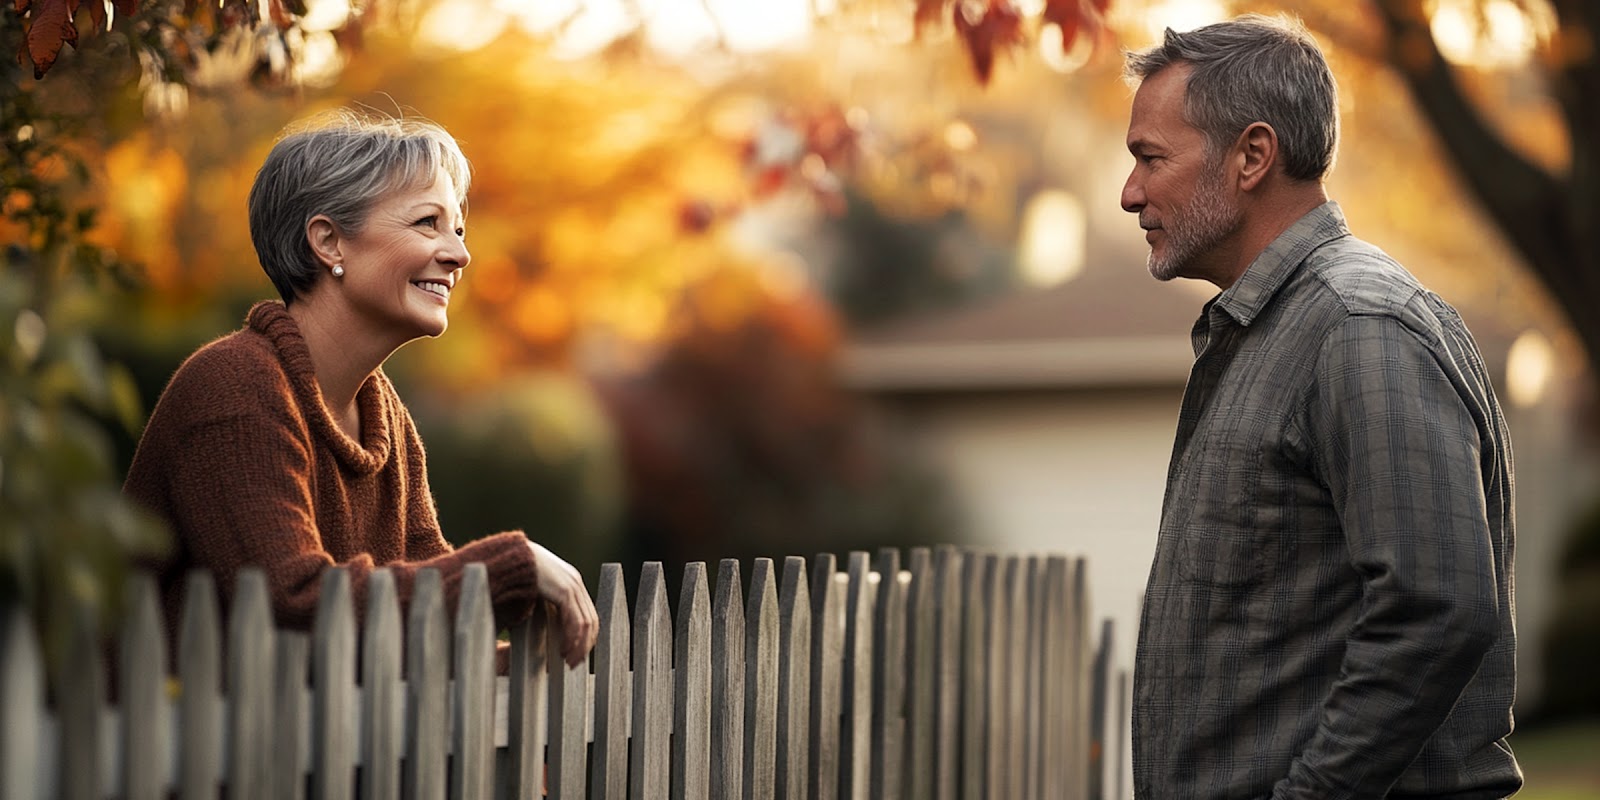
left=22, top=0, right=78, bottom=78
left=954, top=0, right=1025, bottom=86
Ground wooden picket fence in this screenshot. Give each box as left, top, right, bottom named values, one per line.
left=0, top=547, right=1125, bottom=800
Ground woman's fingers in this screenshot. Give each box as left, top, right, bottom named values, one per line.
left=528, top=542, right=600, bottom=668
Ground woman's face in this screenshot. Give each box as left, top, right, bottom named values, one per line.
left=337, top=164, right=469, bottom=344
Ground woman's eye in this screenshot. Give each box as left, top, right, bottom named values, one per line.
left=415, top=215, right=438, bottom=227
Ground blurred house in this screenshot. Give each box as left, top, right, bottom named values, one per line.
left=839, top=256, right=1598, bottom=719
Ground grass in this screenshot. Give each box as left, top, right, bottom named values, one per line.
left=1509, top=718, right=1600, bottom=800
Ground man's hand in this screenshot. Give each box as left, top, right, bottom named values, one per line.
left=528, top=541, right=599, bottom=668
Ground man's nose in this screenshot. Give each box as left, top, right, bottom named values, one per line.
left=1121, top=171, right=1145, bottom=214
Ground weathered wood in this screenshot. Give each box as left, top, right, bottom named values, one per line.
left=673, top=562, right=712, bottom=800
left=119, top=573, right=166, bottom=800
left=360, top=570, right=403, bottom=800
left=591, top=564, right=630, bottom=800
left=1116, top=668, right=1130, bottom=800
left=745, top=559, right=780, bottom=800
left=630, top=562, right=673, bottom=800
left=501, top=604, right=549, bottom=800
left=839, top=552, right=874, bottom=800
left=870, top=550, right=907, bottom=800
left=403, top=569, right=448, bottom=800
left=984, top=556, right=1008, bottom=800
left=229, top=570, right=277, bottom=800
left=1004, top=557, right=1027, bottom=800
left=774, top=556, right=810, bottom=800
left=1088, top=619, right=1113, bottom=800
left=312, top=569, right=357, bottom=800
left=178, top=572, right=223, bottom=800
left=902, top=549, right=934, bottom=800
left=550, top=605, right=590, bottom=800
left=451, top=564, right=496, bottom=800
left=1039, top=557, right=1066, bottom=800
left=58, top=598, right=104, bottom=800
left=1, top=608, right=44, bottom=800
left=274, top=631, right=310, bottom=800
left=711, top=559, right=745, bottom=800
left=958, top=554, right=988, bottom=800
left=1022, top=557, right=1043, bottom=800
left=807, top=553, right=842, bottom=800
left=931, top=548, right=963, bottom=800
left=1069, top=558, right=1089, bottom=800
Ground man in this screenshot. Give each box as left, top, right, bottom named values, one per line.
left=1121, top=15, right=1521, bottom=800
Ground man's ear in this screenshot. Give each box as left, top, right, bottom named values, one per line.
left=1237, top=122, right=1277, bottom=192
left=306, top=215, right=343, bottom=269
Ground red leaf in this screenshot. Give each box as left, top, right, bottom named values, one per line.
left=1042, top=0, right=1083, bottom=47
left=23, top=0, right=77, bottom=78
left=267, top=0, right=293, bottom=29
left=914, top=0, right=944, bottom=39
left=954, top=0, right=1024, bottom=86
left=88, top=0, right=104, bottom=33
left=14, top=0, right=32, bottom=14
left=110, top=0, right=136, bottom=17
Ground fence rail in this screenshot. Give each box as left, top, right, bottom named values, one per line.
left=0, top=546, right=1125, bottom=799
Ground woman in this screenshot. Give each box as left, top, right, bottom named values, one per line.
left=125, top=110, right=598, bottom=667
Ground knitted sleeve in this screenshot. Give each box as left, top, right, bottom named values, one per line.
left=143, top=381, right=541, bottom=631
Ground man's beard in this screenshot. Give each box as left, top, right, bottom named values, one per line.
left=1146, top=160, right=1242, bottom=283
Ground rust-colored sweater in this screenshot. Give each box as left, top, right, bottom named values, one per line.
left=125, top=301, right=540, bottom=635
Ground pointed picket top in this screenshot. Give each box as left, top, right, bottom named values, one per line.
left=119, top=573, right=165, bottom=800
left=1, top=607, right=44, bottom=800
left=229, top=569, right=277, bottom=800
left=630, top=562, right=674, bottom=800
left=673, top=562, right=712, bottom=800
left=841, top=551, right=875, bottom=800
left=711, top=559, right=745, bottom=800
left=405, top=568, right=449, bottom=800
left=960, top=553, right=991, bottom=800
left=774, top=556, right=811, bottom=800
left=931, top=546, right=964, bottom=800
left=178, top=571, right=222, bottom=800
left=871, top=548, right=906, bottom=800
left=361, top=569, right=404, bottom=800
left=745, top=558, right=780, bottom=800
left=903, top=548, right=935, bottom=800
left=312, top=568, right=357, bottom=800
left=591, top=563, right=631, bottom=800
left=453, top=563, right=496, bottom=800
left=807, top=552, right=842, bottom=800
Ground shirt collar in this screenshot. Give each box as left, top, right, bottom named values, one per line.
left=1212, top=201, right=1349, bottom=327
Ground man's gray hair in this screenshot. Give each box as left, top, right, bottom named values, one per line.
left=1123, top=14, right=1338, bottom=182
left=248, top=108, right=472, bottom=304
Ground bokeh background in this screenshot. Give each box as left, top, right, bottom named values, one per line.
left=5, top=0, right=1599, bottom=795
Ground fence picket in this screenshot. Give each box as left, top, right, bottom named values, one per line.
left=630, top=563, right=673, bottom=800
left=360, top=570, right=403, bottom=800
left=774, top=556, right=810, bottom=800
left=591, top=564, right=630, bottom=800
left=840, top=552, right=874, bottom=800
left=870, top=550, right=905, bottom=800
left=807, top=553, right=842, bottom=800
left=550, top=600, right=590, bottom=800
left=958, top=555, right=988, bottom=800
left=673, top=563, right=712, bottom=800
left=711, top=560, right=745, bottom=800
left=58, top=600, right=103, bottom=800
left=274, top=631, right=310, bottom=800
left=119, top=574, right=165, bottom=800
left=1039, top=557, right=1066, bottom=800
left=902, top=549, right=933, bottom=800
left=931, top=548, right=962, bottom=800
left=178, top=572, right=222, bottom=800
left=1003, top=557, right=1027, bottom=800
left=1, top=608, right=44, bottom=800
left=501, top=604, right=549, bottom=800
left=1089, top=619, right=1113, bottom=800
left=311, top=569, right=356, bottom=800
left=451, top=565, right=496, bottom=800
left=1022, top=557, right=1043, bottom=800
left=229, top=571, right=277, bottom=800
left=745, top=559, right=779, bottom=800
left=1069, top=558, right=1089, bottom=800
left=402, top=570, right=448, bottom=800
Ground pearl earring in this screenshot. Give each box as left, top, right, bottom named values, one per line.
left=332, top=264, right=345, bottom=278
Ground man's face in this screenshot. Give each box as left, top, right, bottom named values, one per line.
left=1121, top=64, right=1242, bottom=285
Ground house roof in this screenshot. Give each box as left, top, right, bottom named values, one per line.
left=841, top=261, right=1207, bottom=392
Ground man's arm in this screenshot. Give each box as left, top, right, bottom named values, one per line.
left=1274, top=314, right=1502, bottom=800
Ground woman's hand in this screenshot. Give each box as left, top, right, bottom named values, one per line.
left=528, top=541, right=600, bottom=668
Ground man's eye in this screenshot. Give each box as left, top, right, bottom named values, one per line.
left=455, top=228, right=465, bottom=238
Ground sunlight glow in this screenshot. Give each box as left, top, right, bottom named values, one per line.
left=1506, top=329, right=1555, bottom=408
left=1428, top=0, right=1554, bottom=69
left=1017, top=189, right=1086, bottom=288
left=494, top=0, right=811, bottom=59
left=1113, top=0, right=1231, bottom=47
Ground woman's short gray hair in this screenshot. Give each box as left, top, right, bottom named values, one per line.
left=248, top=108, right=472, bottom=304
left=1123, top=14, right=1338, bottom=182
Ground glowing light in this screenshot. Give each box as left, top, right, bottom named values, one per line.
left=497, top=0, right=811, bottom=59
left=1039, top=22, right=1094, bottom=74
left=1115, top=0, right=1231, bottom=46
left=1428, top=0, right=1554, bottom=68
left=944, top=121, right=977, bottom=152
left=1017, top=189, right=1086, bottom=287
left=419, top=0, right=509, bottom=51
left=1506, top=329, right=1555, bottom=408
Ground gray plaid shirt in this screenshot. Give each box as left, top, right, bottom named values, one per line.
left=1133, top=203, right=1521, bottom=800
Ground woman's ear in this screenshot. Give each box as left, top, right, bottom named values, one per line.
left=306, top=215, right=343, bottom=269
left=1238, top=122, right=1277, bottom=192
